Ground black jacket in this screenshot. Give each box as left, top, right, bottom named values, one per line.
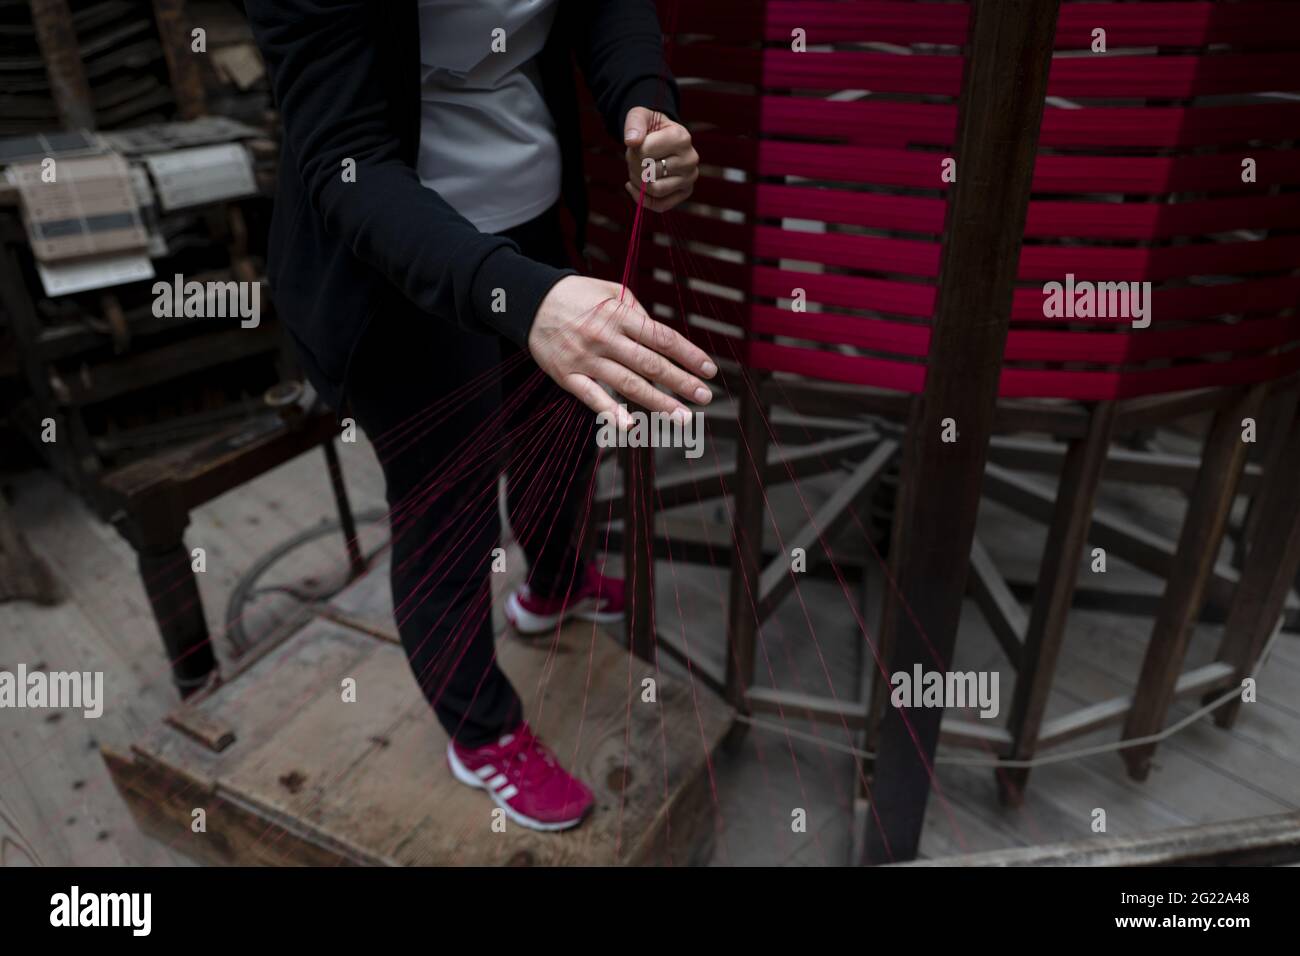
left=245, top=0, right=679, bottom=409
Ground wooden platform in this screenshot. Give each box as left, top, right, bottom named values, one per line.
left=102, top=563, right=732, bottom=866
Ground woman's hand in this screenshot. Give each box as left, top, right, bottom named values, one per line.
left=527, top=276, right=715, bottom=423
left=623, top=107, right=699, bottom=213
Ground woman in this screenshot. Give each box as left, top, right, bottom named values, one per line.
left=246, top=0, right=713, bottom=831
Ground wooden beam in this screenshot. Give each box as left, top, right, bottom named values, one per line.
left=594, top=429, right=875, bottom=513
left=966, top=536, right=1025, bottom=670
left=767, top=379, right=1090, bottom=437
left=701, top=404, right=870, bottom=444
left=982, top=463, right=1241, bottom=612
left=1001, top=579, right=1300, bottom=627
left=723, top=374, right=772, bottom=720
left=863, top=0, right=1061, bottom=865
left=1114, top=386, right=1248, bottom=434
left=748, top=687, right=1012, bottom=752
left=1207, top=395, right=1300, bottom=728
left=1121, top=386, right=1264, bottom=779
left=653, top=628, right=726, bottom=697
left=900, top=811, right=1300, bottom=867
left=1037, top=661, right=1233, bottom=748
left=755, top=440, right=897, bottom=619
left=1000, top=402, right=1116, bottom=803
left=151, top=0, right=208, bottom=119
left=987, top=434, right=1263, bottom=493
left=30, top=0, right=96, bottom=129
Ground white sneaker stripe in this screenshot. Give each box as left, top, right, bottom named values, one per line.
left=498, top=785, right=518, bottom=800
left=488, top=773, right=509, bottom=790
left=475, top=764, right=497, bottom=780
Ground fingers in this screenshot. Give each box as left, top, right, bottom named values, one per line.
left=575, top=297, right=708, bottom=407
left=624, top=119, right=699, bottom=202
left=625, top=151, right=698, bottom=195
left=624, top=181, right=694, bottom=212
left=589, top=359, right=690, bottom=419
left=562, top=372, right=627, bottom=423
left=623, top=106, right=667, bottom=147
left=604, top=332, right=713, bottom=406
left=618, top=310, right=717, bottom=382
left=642, top=124, right=691, bottom=157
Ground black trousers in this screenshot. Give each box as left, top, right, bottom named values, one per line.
left=346, top=203, right=596, bottom=747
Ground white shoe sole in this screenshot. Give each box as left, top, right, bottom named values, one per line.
left=446, top=741, right=588, bottom=832
left=505, top=591, right=623, bottom=636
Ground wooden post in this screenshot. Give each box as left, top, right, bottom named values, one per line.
left=1206, top=389, right=1300, bottom=728
left=863, top=395, right=922, bottom=786
left=861, top=0, right=1060, bottom=865
left=724, top=372, right=772, bottom=731
left=30, top=0, right=96, bottom=130
left=1120, top=385, right=1264, bottom=778
left=999, top=401, right=1116, bottom=804
left=152, top=0, right=208, bottom=119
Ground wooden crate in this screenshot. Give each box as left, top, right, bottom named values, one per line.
left=103, top=564, right=732, bottom=865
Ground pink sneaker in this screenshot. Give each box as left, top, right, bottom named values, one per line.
left=446, top=723, right=594, bottom=831
left=505, top=563, right=624, bottom=635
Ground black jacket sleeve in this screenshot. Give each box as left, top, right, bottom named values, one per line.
left=573, top=0, right=681, bottom=137
left=245, top=0, right=678, bottom=346
left=244, top=0, right=572, bottom=347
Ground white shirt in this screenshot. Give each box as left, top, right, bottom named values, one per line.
left=416, top=0, right=562, bottom=234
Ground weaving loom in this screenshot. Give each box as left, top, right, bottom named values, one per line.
left=578, top=0, right=1300, bottom=861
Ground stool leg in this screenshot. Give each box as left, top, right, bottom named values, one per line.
left=1121, top=385, right=1264, bottom=779
left=138, top=534, right=217, bottom=699
left=1000, top=401, right=1115, bottom=804
left=322, top=439, right=364, bottom=578
left=1205, top=392, right=1300, bottom=729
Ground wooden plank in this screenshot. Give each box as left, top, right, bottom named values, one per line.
left=164, top=708, right=236, bottom=753
left=863, top=0, right=1061, bottom=865
left=104, top=607, right=731, bottom=866
left=902, top=811, right=1300, bottom=867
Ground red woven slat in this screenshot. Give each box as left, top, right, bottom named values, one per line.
left=1055, top=2, right=1300, bottom=50
left=1031, top=151, right=1300, bottom=193
left=1047, top=52, right=1300, bottom=98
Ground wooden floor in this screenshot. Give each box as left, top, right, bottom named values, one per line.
left=3, top=430, right=1299, bottom=866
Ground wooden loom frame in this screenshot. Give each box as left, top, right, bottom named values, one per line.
left=592, top=0, right=1300, bottom=863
